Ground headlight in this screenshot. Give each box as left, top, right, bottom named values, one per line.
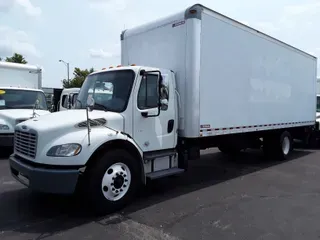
left=0, top=124, right=9, bottom=130
left=47, top=143, right=82, bottom=157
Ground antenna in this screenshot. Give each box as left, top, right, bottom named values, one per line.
left=32, top=99, right=40, bottom=118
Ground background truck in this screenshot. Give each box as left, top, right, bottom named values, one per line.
left=314, top=80, right=320, bottom=144
left=0, top=62, right=50, bottom=151
left=57, top=88, right=80, bottom=111
left=47, top=88, right=80, bottom=112
left=9, top=4, right=317, bottom=214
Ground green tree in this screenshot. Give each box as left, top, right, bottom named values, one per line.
left=62, top=67, right=95, bottom=88
left=5, top=53, right=28, bottom=64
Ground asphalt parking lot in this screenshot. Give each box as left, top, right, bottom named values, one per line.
left=1, top=148, right=320, bottom=240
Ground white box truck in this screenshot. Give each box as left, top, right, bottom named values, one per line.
left=0, top=62, right=50, bottom=150
left=9, top=4, right=317, bottom=214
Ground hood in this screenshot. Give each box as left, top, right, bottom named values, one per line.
left=18, top=109, right=124, bottom=135
left=0, top=109, right=49, bottom=120
left=0, top=109, right=50, bottom=131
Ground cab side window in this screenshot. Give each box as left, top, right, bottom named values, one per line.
left=62, top=95, right=68, bottom=108
left=138, top=74, right=159, bottom=109
left=137, top=74, right=169, bottom=111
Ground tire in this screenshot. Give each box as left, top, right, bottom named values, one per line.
left=277, top=131, right=293, bottom=160
left=305, top=132, right=318, bottom=149
left=82, top=149, right=141, bottom=215
left=264, top=131, right=292, bottom=161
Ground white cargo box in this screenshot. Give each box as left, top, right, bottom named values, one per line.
left=0, top=62, right=42, bottom=89
left=121, top=4, right=317, bottom=138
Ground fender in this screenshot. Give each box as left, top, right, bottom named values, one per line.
left=84, top=128, right=146, bottom=184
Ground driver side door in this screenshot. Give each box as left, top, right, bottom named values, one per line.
left=133, top=72, right=176, bottom=152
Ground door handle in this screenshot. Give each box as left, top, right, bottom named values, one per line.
left=167, top=119, right=174, bottom=133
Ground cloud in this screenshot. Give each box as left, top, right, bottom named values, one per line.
left=0, top=0, right=41, bottom=17
left=89, top=43, right=120, bottom=59
left=89, top=49, right=113, bottom=58
left=0, top=0, right=14, bottom=12
left=0, top=26, right=40, bottom=58
left=88, top=0, right=127, bottom=12
left=283, top=2, right=320, bottom=16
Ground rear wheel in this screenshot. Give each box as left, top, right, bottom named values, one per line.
left=83, top=149, right=141, bottom=215
left=263, top=131, right=292, bottom=160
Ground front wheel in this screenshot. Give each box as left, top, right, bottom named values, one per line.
left=82, top=149, right=141, bottom=215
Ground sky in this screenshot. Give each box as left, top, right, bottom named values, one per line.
left=0, top=0, right=319, bottom=88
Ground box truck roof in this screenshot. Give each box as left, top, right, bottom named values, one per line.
left=0, top=86, right=44, bottom=92
left=0, top=61, right=41, bottom=72
left=121, top=3, right=316, bottom=60
left=90, top=65, right=141, bottom=75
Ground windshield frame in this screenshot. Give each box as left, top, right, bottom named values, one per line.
left=0, top=89, right=48, bottom=111
left=75, top=69, right=136, bottom=113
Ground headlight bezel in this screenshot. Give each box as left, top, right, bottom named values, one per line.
left=46, top=143, right=82, bottom=157
left=0, top=124, right=9, bottom=130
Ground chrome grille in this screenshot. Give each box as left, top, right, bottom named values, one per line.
left=14, top=130, right=37, bottom=158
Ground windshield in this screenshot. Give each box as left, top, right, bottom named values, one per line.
left=75, top=70, right=135, bottom=112
left=0, top=89, right=48, bottom=110
left=317, top=96, right=320, bottom=112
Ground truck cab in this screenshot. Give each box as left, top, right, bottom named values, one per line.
left=9, top=65, right=178, bottom=213
left=0, top=62, right=50, bottom=150
left=58, top=88, right=80, bottom=111
left=316, top=94, right=320, bottom=130
left=0, top=87, right=49, bottom=149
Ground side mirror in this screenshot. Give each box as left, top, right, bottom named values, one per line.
left=35, top=99, right=40, bottom=109
left=86, top=95, right=95, bottom=112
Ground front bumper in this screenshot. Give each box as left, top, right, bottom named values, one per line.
left=0, top=134, right=14, bottom=147
left=9, top=154, right=81, bottom=194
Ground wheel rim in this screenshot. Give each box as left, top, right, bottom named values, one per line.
left=101, top=162, right=131, bottom=201
left=282, top=136, right=290, bottom=155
